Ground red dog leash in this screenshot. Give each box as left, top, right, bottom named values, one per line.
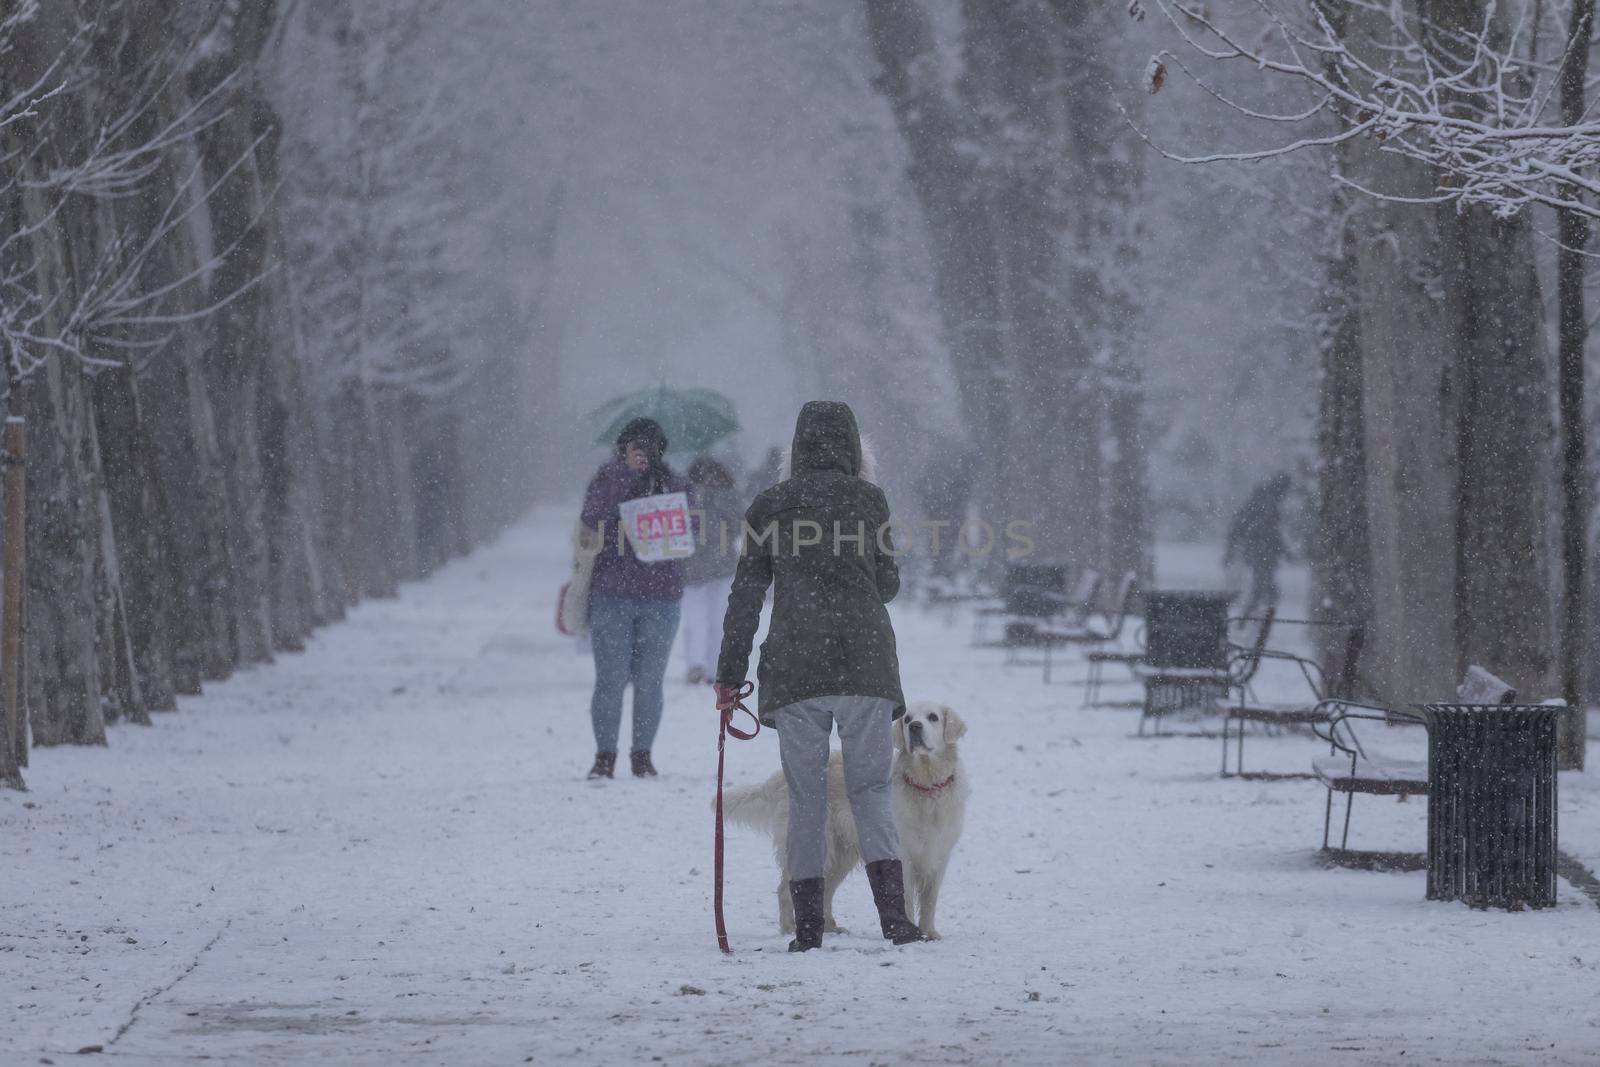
left=714, top=681, right=759, bottom=954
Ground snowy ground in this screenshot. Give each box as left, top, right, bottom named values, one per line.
left=5, top=506, right=1600, bottom=1065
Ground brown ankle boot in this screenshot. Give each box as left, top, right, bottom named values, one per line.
left=630, top=751, right=657, bottom=777
left=788, top=878, right=824, bottom=952
left=865, top=860, right=926, bottom=944
left=586, top=752, right=616, bottom=779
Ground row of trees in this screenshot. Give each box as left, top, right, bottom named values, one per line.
left=0, top=1, right=543, bottom=788
left=1148, top=0, right=1593, bottom=763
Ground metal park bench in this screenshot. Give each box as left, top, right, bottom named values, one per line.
left=1002, top=567, right=1102, bottom=650
left=1312, top=666, right=1515, bottom=855
left=1133, top=608, right=1275, bottom=736
left=970, top=562, right=1067, bottom=643
left=1006, top=571, right=1138, bottom=684
left=972, top=563, right=1092, bottom=647
left=1084, top=589, right=1233, bottom=709
left=922, top=570, right=998, bottom=626
left=1218, top=623, right=1364, bottom=778
left=1085, top=635, right=1146, bottom=707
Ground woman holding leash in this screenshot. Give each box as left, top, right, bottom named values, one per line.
left=714, top=400, right=924, bottom=952
left=581, top=417, right=694, bottom=780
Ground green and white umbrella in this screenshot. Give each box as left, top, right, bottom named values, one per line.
left=589, top=386, right=740, bottom=455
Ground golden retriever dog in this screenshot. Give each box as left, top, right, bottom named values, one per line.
left=722, top=701, right=968, bottom=940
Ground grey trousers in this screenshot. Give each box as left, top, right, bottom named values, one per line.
left=776, top=694, right=901, bottom=880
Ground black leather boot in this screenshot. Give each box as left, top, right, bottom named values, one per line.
left=630, top=751, right=657, bottom=777
left=586, top=752, right=616, bottom=780
left=788, top=878, right=824, bottom=952
left=865, top=860, right=926, bottom=945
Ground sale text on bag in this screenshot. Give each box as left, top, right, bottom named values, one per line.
left=618, top=491, right=696, bottom=563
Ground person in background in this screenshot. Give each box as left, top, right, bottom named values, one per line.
left=715, top=400, right=924, bottom=953
left=680, top=457, right=741, bottom=685
left=580, top=417, right=694, bottom=780
left=913, top=444, right=978, bottom=580
left=744, top=445, right=784, bottom=505
left=1224, top=473, right=1293, bottom=621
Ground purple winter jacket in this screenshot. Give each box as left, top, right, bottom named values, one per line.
left=581, top=459, right=696, bottom=601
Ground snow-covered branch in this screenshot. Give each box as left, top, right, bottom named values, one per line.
left=0, top=3, right=267, bottom=389
left=1144, top=0, right=1600, bottom=221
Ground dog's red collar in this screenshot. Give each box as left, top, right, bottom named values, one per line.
left=903, top=772, right=957, bottom=795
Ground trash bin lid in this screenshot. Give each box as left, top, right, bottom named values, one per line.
left=1416, top=703, right=1564, bottom=729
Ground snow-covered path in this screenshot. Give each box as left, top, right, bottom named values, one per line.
left=6, top=507, right=1600, bottom=1065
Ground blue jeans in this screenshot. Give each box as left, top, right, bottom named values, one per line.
left=589, top=592, right=681, bottom=754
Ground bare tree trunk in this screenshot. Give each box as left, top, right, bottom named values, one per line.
left=7, top=8, right=113, bottom=746
left=1313, top=241, right=1375, bottom=694
left=1442, top=207, right=1555, bottom=689
left=962, top=0, right=1101, bottom=564
left=863, top=0, right=1011, bottom=524
left=1324, top=2, right=1459, bottom=703
left=144, top=340, right=240, bottom=689
left=262, top=320, right=321, bottom=650
left=1054, top=0, right=1150, bottom=584
left=91, top=366, right=177, bottom=714
left=1426, top=0, right=1557, bottom=696
left=353, top=383, right=403, bottom=598
left=191, top=3, right=284, bottom=667
left=867, top=0, right=1148, bottom=576
left=1555, top=0, right=1593, bottom=768
left=0, top=419, right=25, bottom=788
left=22, top=347, right=109, bottom=747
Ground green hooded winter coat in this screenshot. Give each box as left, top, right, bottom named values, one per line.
left=716, top=401, right=905, bottom=725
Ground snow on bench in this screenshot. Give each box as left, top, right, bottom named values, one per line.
left=1311, top=753, right=1429, bottom=796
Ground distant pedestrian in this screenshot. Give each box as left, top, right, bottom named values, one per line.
left=1225, top=473, right=1292, bottom=621
left=680, top=457, right=741, bottom=685
left=744, top=445, right=784, bottom=504
left=579, top=417, right=695, bottom=780
left=914, top=445, right=978, bottom=578
left=715, top=400, right=924, bottom=952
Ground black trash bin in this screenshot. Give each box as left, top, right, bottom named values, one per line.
left=1419, top=703, right=1561, bottom=910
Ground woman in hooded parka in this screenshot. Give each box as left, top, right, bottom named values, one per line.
left=715, top=401, right=924, bottom=952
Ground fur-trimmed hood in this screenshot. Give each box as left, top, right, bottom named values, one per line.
left=779, top=401, right=878, bottom=483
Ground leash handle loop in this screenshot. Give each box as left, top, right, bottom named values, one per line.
left=720, top=680, right=760, bottom=740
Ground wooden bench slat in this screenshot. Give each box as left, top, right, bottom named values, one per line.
left=1225, top=701, right=1330, bottom=725
left=1134, top=665, right=1231, bottom=682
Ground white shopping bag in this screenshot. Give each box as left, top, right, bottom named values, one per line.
left=617, top=491, right=696, bottom=563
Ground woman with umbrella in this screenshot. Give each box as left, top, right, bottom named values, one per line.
left=580, top=417, right=695, bottom=779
